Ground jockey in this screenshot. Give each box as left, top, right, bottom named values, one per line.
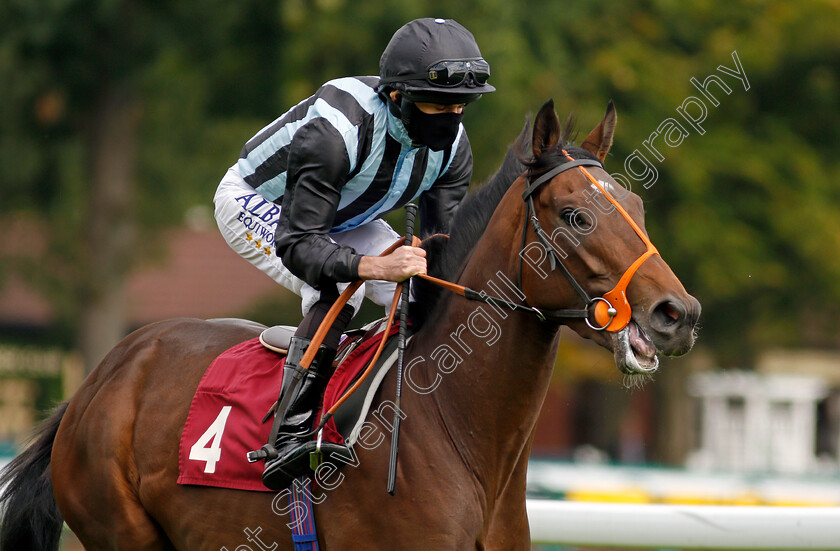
left=213, top=17, right=495, bottom=489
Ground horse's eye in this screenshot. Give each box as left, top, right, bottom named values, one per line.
left=561, top=208, right=590, bottom=228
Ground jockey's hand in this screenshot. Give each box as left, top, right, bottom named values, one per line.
left=358, top=246, right=427, bottom=282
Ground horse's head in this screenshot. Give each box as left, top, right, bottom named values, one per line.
left=518, top=99, right=700, bottom=375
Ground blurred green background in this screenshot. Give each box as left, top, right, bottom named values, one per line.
left=2, top=5, right=840, bottom=550
left=1, top=0, right=839, bottom=459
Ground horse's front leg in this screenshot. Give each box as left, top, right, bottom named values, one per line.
left=484, top=447, right=531, bottom=550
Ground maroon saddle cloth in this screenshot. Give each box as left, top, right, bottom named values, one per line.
left=177, top=322, right=401, bottom=492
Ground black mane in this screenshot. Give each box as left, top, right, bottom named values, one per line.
left=411, top=115, right=599, bottom=327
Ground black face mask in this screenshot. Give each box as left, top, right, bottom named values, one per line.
left=401, top=100, right=464, bottom=151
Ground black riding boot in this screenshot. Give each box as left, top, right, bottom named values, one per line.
left=261, top=336, right=350, bottom=490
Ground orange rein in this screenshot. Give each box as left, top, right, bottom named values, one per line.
left=303, top=233, right=476, bottom=423
left=324, top=277, right=402, bottom=416
left=297, top=237, right=409, bottom=373
left=298, top=236, right=428, bottom=420
left=307, top=149, right=662, bottom=427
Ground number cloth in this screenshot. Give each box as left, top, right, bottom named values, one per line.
left=178, top=324, right=400, bottom=492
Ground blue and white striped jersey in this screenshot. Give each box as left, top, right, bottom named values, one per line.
left=236, top=76, right=472, bottom=288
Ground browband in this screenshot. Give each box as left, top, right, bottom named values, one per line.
left=522, top=158, right=603, bottom=199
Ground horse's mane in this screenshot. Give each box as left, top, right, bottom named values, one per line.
left=411, top=115, right=599, bottom=327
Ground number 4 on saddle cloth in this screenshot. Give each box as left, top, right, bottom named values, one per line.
left=177, top=320, right=402, bottom=492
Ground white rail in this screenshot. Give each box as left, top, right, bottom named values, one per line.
left=527, top=500, right=840, bottom=549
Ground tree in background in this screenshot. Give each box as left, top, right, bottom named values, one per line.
left=1, top=0, right=839, bottom=372
left=274, top=0, right=840, bottom=365
left=0, top=1, right=282, bottom=370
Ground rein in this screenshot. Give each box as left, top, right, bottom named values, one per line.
left=414, top=272, right=581, bottom=321
left=297, top=160, right=661, bottom=438
left=418, top=150, right=661, bottom=332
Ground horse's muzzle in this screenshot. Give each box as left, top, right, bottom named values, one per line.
left=646, top=294, right=701, bottom=357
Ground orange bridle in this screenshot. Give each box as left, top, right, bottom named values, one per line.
left=515, top=150, right=660, bottom=332
left=289, top=162, right=660, bottom=442
left=558, top=150, right=659, bottom=331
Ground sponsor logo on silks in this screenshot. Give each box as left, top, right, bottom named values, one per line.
left=236, top=193, right=279, bottom=255
left=245, top=232, right=275, bottom=256
left=235, top=193, right=281, bottom=221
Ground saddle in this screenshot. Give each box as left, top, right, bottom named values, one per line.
left=259, top=320, right=403, bottom=447
left=177, top=319, right=404, bottom=492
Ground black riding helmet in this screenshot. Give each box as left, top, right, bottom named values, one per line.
left=378, top=18, right=496, bottom=105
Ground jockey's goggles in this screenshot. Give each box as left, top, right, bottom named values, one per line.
left=382, top=58, right=491, bottom=88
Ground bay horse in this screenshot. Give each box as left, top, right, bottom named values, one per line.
left=0, top=100, right=699, bottom=551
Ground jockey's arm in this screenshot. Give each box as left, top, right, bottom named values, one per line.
left=357, top=246, right=427, bottom=282
left=275, top=120, right=427, bottom=286
left=274, top=120, right=361, bottom=287
left=360, top=131, right=471, bottom=283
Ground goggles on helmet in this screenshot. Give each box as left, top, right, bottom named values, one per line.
left=381, top=58, right=491, bottom=88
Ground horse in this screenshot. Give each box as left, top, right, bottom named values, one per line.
left=0, top=99, right=700, bottom=551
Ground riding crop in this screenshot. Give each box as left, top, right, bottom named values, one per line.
left=387, top=202, right=417, bottom=495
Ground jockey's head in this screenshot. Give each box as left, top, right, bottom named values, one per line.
left=378, top=18, right=495, bottom=150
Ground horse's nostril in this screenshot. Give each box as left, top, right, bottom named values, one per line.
left=660, top=303, right=680, bottom=323
left=652, top=300, right=684, bottom=329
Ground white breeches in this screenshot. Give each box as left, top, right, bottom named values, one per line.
left=213, top=164, right=399, bottom=316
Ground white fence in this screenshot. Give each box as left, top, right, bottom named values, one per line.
left=5, top=457, right=840, bottom=549
left=527, top=500, right=840, bottom=549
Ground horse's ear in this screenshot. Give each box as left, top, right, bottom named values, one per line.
left=581, top=100, right=617, bottom=163
left=532, top=99, right=562, bottom=159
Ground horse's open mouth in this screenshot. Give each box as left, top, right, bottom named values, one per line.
left=615, top=320, right=659, bottom=374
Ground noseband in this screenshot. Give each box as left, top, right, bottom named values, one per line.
left=517, top=150, right=660, bottom=332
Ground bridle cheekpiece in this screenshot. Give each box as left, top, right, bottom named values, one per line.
left=517, top=150, right=660, bottom=332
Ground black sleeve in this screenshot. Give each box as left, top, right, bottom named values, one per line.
left=273, top=119, right=362, bottom=288
left=418, top=131, right=472, bottom=235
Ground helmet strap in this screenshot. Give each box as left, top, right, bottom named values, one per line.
left=378, top=88, right=403, bottom=119
left=379, top=89, right=417, bottom=143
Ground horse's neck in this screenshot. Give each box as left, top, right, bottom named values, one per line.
left=411, top=190, right=562, bottom=493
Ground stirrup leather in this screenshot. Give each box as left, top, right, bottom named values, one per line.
left=247, top=337, right=335, bottom=464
